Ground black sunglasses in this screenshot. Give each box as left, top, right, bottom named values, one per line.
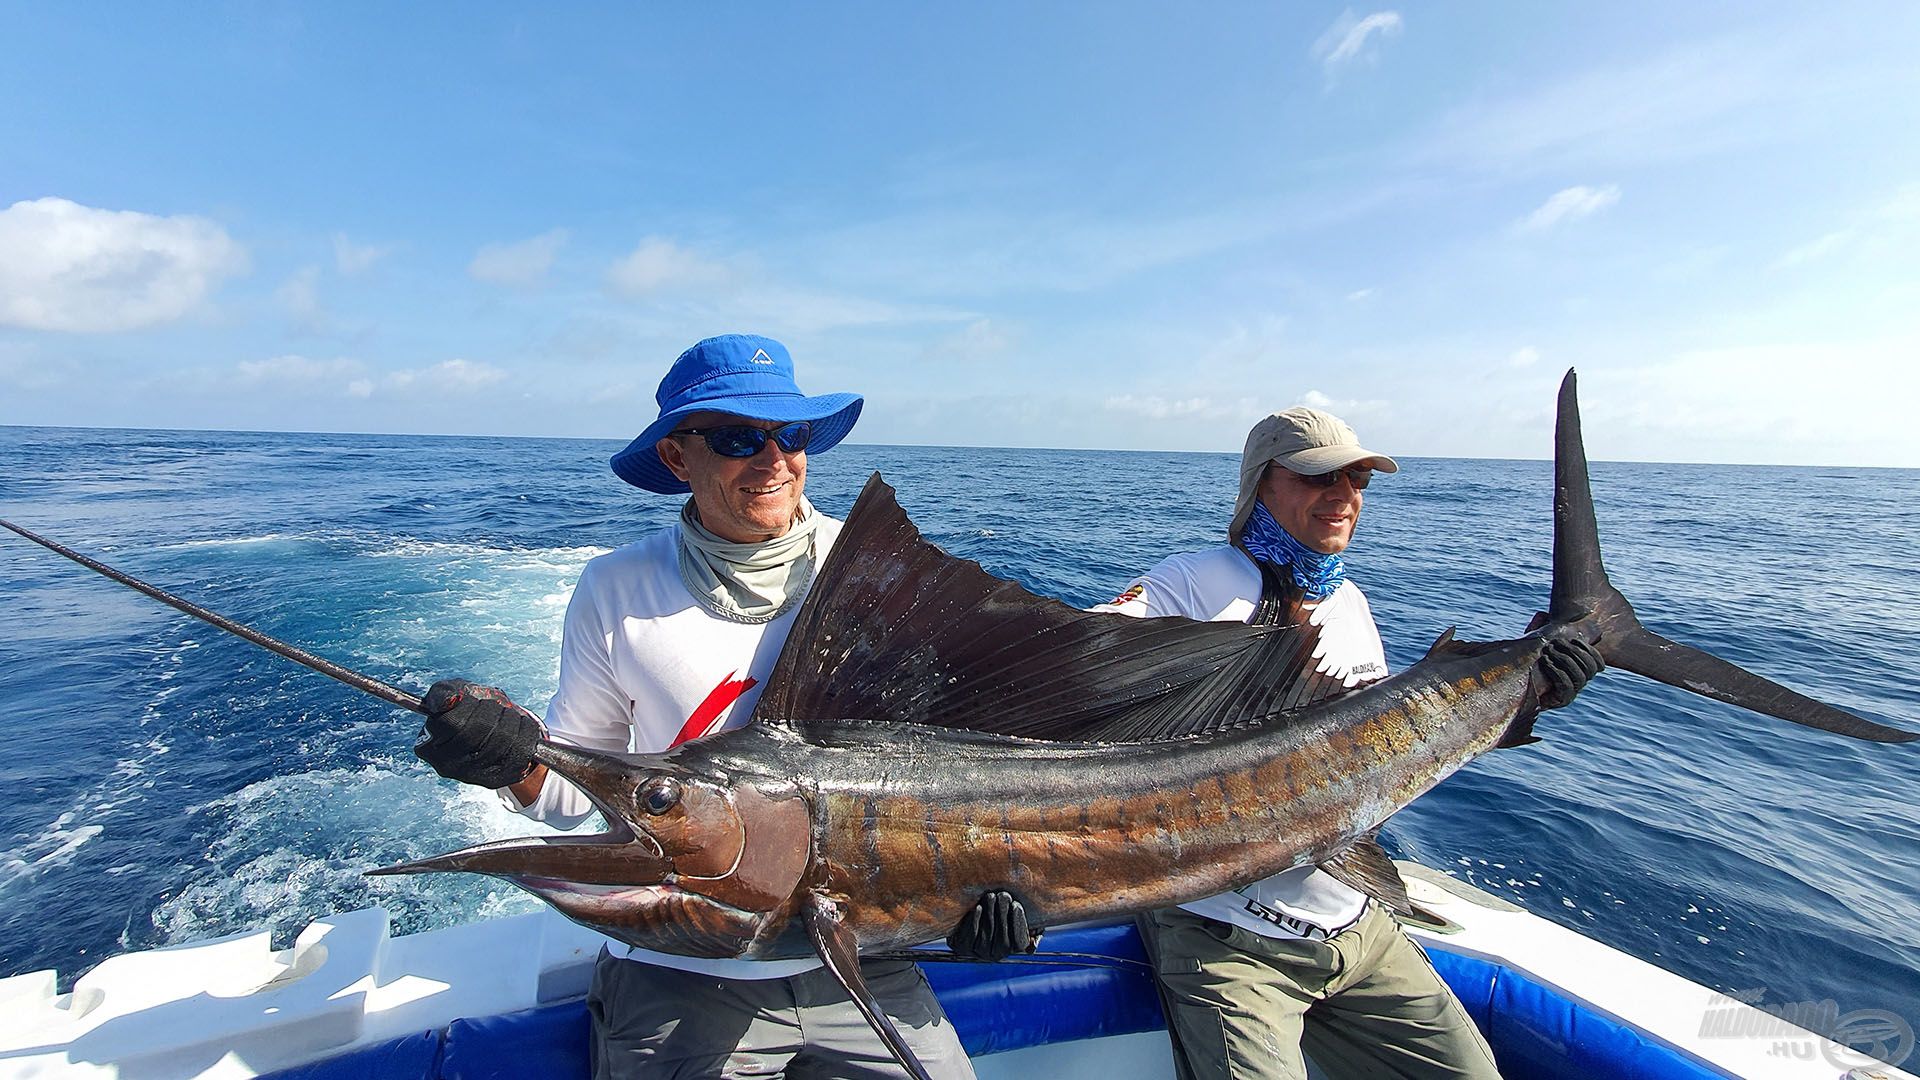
left=1290, top=467, right=1372, bottom=491
left=669, top=421, right=813, bottom=458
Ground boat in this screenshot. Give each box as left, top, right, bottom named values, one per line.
left=5, top=861, right=1911, bottom=1080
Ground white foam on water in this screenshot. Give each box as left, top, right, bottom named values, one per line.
left=0, top=817, right=105, bottom=888
left=343, top=538, right=610, bottom=711
left=164, top=534, right=297, bottom=549
left=153, top=762, right=581, bottom=950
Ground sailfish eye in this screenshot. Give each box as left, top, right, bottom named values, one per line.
left=639, top=778, right=683, bottom=815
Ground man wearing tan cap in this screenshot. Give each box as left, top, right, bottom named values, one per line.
left=1096, top=406, right=1600, bottom=1080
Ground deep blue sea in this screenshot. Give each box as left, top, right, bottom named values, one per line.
left=2, top=425, right=1917, bottom=1042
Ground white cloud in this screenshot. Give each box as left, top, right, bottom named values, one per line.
left=276, top=266, right=329, bottom=332
left=232, top=355, right=506, bottom=400
left=1103, top=394, right=1214, bottom=420
left=1509, top=346, right=1541, bottom=368
left=1346, top=288, right=1376, bottom=301
left=331, top=233, right=391, bottom=275
left=1522, top=185, right=1621, bottom=231
left=1312, top=11, right=1404, bottom=73
left=469, top=228, right=569, bottom=287
left=605, top=237, right=732, bottom=297
left=384, top=358, right=508, bottom=393
left=1300, top=389, right=1389, bottom=417
left=237, top=354, right=364, bottom=383
left=951, top=318, right=1011, bottom=356
left=588, top=382, right=637, bottom=405
left=802, top=198, right=1310, bottom=298
left=1592, top=340, right=1920, bottom=465
left=597, top=236, right=970, bottom=333
left=0, top=197, right=247, bottom=332
left=1410, top=32, right=1841, bottom=177
left=1774, top=185, right=1920, bottom=269
left=1773, top=229, right=1855, bottom=268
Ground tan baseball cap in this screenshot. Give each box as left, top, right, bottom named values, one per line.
left=1229, top=407, right=1400, bottom=542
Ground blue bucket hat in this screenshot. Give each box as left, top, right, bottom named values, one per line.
left=610, top=334, right=864, bottom=494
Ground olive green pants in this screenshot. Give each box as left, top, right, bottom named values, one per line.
left=1138, top=903, right=1502, bottom=1080
left=588, top=951, right=977, bottom=1079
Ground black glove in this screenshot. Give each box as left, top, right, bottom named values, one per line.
left=947, top=890, right=1038, bottom=961
left=1538, top=638, right=1604, bottom=710
left=414, top=679, right=542, bottom=789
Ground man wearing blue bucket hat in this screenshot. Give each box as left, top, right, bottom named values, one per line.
left=411, top=334, right=980, bottom=1078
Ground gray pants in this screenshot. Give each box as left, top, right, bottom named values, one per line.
left=1139, top=903, right=1502, bottom=1080
left=588, top=950, right=978, bottom=1079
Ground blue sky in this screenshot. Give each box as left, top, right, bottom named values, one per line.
left=4, top=4, right=1918, bottom=465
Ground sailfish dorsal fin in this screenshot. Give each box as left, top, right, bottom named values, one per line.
left=754, top=473, right=1339, bottom=742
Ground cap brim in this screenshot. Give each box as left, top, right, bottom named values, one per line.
left=609, top=393, right=864, bottom=493
left=1273, top=447, right=1399, bottom=475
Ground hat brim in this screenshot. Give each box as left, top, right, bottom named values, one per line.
left=609, top=393, right=864, bottom=494
left=1271, top=447, right=1400, bottom=475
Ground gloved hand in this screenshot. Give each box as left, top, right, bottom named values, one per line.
left=414, top=679, right=542, bottom=789
left=1538, top=638, right=1604, bottom=710
left=947, top=890, right=1039, bottom=961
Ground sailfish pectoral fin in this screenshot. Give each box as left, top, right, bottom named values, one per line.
left=1317, top=832, right=1417, bottom=919
left=802, top=892, right=935, bottom=1080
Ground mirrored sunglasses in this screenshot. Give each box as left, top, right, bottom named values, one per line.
left=669, top=421, right=813, bottom=458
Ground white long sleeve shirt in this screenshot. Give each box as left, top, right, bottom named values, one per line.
left=505, top=516, right=843, bottom=978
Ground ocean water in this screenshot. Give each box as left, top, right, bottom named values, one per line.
left=2, top=424, right=1917, bottom=1042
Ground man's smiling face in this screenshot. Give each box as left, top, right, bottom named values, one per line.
left=1257, top=464, right=1367, bottom=554
left=656, top=411, right=807, bottom=543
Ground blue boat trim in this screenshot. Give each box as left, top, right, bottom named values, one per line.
left=257, top=923, right=1737, bottom=1080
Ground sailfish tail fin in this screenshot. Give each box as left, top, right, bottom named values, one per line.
left=1543, top=369, right=1916, bottom=743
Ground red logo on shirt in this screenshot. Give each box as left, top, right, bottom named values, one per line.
left=672, top=672, right=758, bottom=747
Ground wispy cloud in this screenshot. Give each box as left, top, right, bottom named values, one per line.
left=0, top=197, right=247, bottom=333
left=1312, top=11, right=1404, bottom=75
left=605, top=237, right=732, bottom=298
left=806, top=202, right=1292, bottom=299
left=1521, top=185, right=1621, bottom=231
left=385, top=357, right=508, bottom=393
left=1508, top=346, right=1541, bottom=368
left=331, top=233, right=391, bottom=275
left=276, top=266, right=330, bottom=332
left=1412, top=34, right=1821, bottom=177
left=230, top=354, right=504, bottom=401
left=1772, top=183, right=1920, bottom=268
left=919, top=318, right=1012, bottom=365
left=1103, top=394, right=1215, bottom=420
left=1773, top=229, right=1855, bottom=269
left=469, top=228, right=569, bottom=287
left=237, top=354, right=364, bottom=383
left=599, top=236, right=973, bottom=334
left=1300, top=389, right=1389, bottom=417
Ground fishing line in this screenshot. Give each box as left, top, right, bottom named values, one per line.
left=1, top=518, right=427, bottom=714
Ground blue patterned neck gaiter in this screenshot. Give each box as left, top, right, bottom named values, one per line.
left=1240, top=502, right=1347, bottom=600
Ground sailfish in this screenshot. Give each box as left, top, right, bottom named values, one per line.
left=5, top=373, right=1911, bottom=1080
